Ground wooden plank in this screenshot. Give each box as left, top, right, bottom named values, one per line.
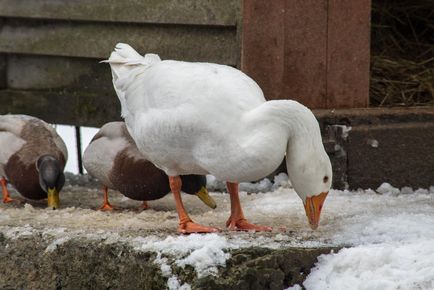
left=7, top=55, right=112, bottom=93
left=0, top=54, right=5, bottom=89
left=282, top=0, right=328, bottom=108
left=326, top=0, right=371, bottom=108
left=0, top=90, right=121, bottom=127
left=0, top=0, right=240, bottom=26
left=0, top=19, right=4, bottom=89
left=0, top=19, right=238, bottom=65
left=241, top=0, right=285, bottom=100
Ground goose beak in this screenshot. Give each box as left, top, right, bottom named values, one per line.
left=47, top=187, right=60, bottom=210
left=195, top=186, right=217, bottom=209
left=304, top=191, right=328, bottom=230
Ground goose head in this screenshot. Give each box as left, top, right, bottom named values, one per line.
left=36, top=155, right=65, bottom=209
left=287, top=148, right=332, bottom=229
left=281, top=102, right=332, bottom=229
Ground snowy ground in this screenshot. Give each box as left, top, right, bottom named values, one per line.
left=1, top=180, right=434, bottom=289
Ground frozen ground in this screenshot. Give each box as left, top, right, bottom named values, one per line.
left=1, top=180, right=434, bottom=289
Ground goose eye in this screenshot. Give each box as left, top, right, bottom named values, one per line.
left=323, top=176, right=329, bottom=183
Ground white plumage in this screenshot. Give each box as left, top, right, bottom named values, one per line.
left=104, top=43, right=332, bottom=231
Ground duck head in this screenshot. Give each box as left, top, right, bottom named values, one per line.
left=180, top=175, right=217, bottom=209
left=36, top=155, right=65, bottom=210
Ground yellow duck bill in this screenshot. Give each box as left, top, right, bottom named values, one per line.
left=195, top=186, right=217, bottom=209
left=47, top=187, right=60, bottom=210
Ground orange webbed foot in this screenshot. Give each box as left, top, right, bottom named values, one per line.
left=99, top=202, right=115, bottom=211
left=3, top=196, right=20, bottom=204
left=226, top=217, right=272, bottom=232
left=178, top=221, right=220, bottom=234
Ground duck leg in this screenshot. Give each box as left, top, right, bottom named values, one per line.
left=226, top=182, right=272, bottom=232
left=169, top=176, right=219, bottom=234
left=1, top=177, right=15, bottom=203
left=99, top=186, right=115, bottom=211
left=138, top=201, right=149, bottom=210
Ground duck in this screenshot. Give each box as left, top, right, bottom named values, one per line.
left=103, top=43, right=332, bottom=233
left=83, top=121, right=216, bottom=211
left=0, top=114, right=67, bottom=209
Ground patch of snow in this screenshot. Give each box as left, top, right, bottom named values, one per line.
left=167, top=276, right=191, bottom=290
left=304, top=240, right=434, bottom=290
left=414, top=188, right=429, bottom=195
left=376, top=182, right=400, bottom=195
left=206, top=175, right=226, bottom=191
left=367, top=138, right=379, bottom=148
left=272, top=172, right=291, bottom=190
left=133, top=234, right=230, bottom=278
left=45, top=237, right=71, bottom=252
left=240, top=178, right=273, bottom=193
left=0, top=212, right=9, bottom=222
left=285, top=285, right=302, bottom=290
left=334, top=125, right=352, bottom=139
left=3, top=225, right=36, bottom=239
left=207, top=173, right=291, bottom=193
left=400, top=186, right=413, bottom=194
left=302, top=185, right=434, bottom=289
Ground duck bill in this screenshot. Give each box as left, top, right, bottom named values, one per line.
left=304, top=191, right=328, bottom=230
left=195, top=186, right=217, bottom=209
left=47, top=187, right=60, bottom=210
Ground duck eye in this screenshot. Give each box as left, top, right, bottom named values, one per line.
left=323, top=176, right=329, bottom=183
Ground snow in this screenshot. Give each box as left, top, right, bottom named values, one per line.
left=375, top=182, right=400, bottom=195
left=285, top=285, right=302, bottom=290
left=304, top=241, right=434, bottom=290
left=1, top=182, right=433, bottom=289
left=133, top=234, right=230, bottom=278
left=167, top=276, right=191, bottom=290
left=301, top=184, right=434, bottom=290
left=207, top=172, right=290, bottom=193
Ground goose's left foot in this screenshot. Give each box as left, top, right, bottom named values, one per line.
left=178, top=220, right=220, bottom=234
left=170, top=176, right=220, bottom=234
left=226, top=217, right=272, bottom=232
left=226, top=181, right=272, bottom=232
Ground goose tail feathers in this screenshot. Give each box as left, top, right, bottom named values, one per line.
left=102, top=43, right=161, bottom=118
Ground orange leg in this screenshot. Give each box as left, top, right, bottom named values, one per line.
left=226, top=182, right=272, bottom=232
left=99, top=186, right=115, bottom=211
left=138, top=201, right=150, bottom=210
left=169, top=176, right=219, bottom=234
left=1, top=177, right=15, bottom=203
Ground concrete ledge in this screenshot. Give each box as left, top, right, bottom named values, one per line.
left=316, top=107, right=434, bottom=189
left=0, top=233, right=336, bottom=290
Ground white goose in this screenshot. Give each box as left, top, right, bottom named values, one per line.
left=104, top=43, right=332, bottom=233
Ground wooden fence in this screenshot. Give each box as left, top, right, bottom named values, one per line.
left=0, top=0, right=241, bottom=127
